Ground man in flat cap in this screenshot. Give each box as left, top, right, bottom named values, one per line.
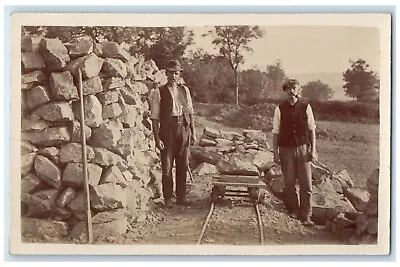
left=150, top=60, right=196, bottom=208
left=271, top=78, right=317, bottom=226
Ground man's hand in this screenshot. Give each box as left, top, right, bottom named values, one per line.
left=155, top=138, right=164, bottom=151
left=190, top=134, right=196, bottom=146
left=273, top=151, right=280, bottom=165
left=309, top=149, right=318, bottom=163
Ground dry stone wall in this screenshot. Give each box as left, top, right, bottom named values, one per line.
left=20, top=36, right=166, bottom=242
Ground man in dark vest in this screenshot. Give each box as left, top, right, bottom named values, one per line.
left=271, top=78, right=317, bottom=226
left=150, top=60, right=196, bottom=208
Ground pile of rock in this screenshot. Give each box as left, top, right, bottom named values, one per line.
left=20, top=36, right=165, bottom=242
left=190, top=127, right=274, bottom=177
left=265, top=160, right=378, bottom=244
left=192, top=127, right=378, bottom=244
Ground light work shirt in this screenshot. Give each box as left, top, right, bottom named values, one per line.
left=150, top=84, right=194, bottom=120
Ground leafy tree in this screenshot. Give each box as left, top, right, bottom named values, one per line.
left=343, top=59, right=380, bottom=101
left=239, top=69, right=268, bottom=104
left=206, top=26, right=263, bottom=106
left=265, top=61, right=287, bottom=91
left=301, top=80, right=334, bottom=101
left=182, top=53, right=235, bottom=103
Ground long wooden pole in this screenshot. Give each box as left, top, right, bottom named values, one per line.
left=77, top=68, right=93, bottom=243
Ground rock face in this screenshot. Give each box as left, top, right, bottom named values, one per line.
left=20, top=36, right=165, bottom=242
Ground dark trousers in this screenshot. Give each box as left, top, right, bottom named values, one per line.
left=279, top=144, right=312, bottom=219
left=160, top=116, right=190, bottom=201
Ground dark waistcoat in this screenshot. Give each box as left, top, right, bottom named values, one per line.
left=278, top=100, right=310, bottom=147
left=159, top=85, right=191, bottom=143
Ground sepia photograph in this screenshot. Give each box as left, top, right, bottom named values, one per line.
left=9, top=12, right=391, bottom=256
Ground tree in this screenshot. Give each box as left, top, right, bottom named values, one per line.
left=206, top=26, right=263, bottom=106
left=343, top=59, right=380, bottom=102
left=301, top=80, right=334, bottom=101
left=265, top=61, right=287, bottom=91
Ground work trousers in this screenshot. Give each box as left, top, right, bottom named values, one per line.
left=279, top=144, right=312, bottom=219
left=160, top=116, right=190, bottom=201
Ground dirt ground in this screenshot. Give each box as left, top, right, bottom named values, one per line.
left=120, top=173, right=344, bottom=246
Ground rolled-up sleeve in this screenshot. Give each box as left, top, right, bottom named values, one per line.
left=306, top=104, right=316, bottom=130
left=271, top=106, right=280, bottom=134
left=149, top=89, right=161, bottom=120
left=184, top=86, right=194, bottom=114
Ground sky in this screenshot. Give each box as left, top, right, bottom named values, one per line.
left=187, top=25, right=380, bottom=75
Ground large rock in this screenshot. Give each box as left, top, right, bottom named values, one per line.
left=72, top=95, right=103, bottom=128
left=21, top=173, right=42, bottom=195
left=39, top=38, right=70, bottom=71
left=243, top=129, right=267, bottom=143
left=25, top=85, right=51, bottom=110
left=114, top=128, right=139, bottom=158
left=37, top=147, right=60, bottom=164
left=102, top=58, right=127, bottom=78
left=250, top=150, right=275, bottom=172
left=21, top=118, right=51, bottom=131
left=91, top=147, right=126, bottom=168
left=49, top=71, right=79, bottom=101
left=81, top=76, right=103, bottom=96
left=21, top=153, right=36, bottom=176
left=193, top=162, right=219, bottom=176
left=69, top=120, right=92, bottom=142
left=96, top=90, right=120, bottom=105
left=89, top=119, right=122, bottom=151
left=126, top=80, right=148, bottom=95
left=62, top=162, right=103, bottom=187
left=269, top=176, right=285, bottom=196
left=311, top=186, right=357, bottom=225
left=59, top=142, right=95, bottom=163
left=23, top=188, right=59, bottom=217
left=67, top=191, right=87, bottom=220
left=216, top=153, right=259, bottom=176
left=57, top=187, right=76, bottom=208
left=68, top=40, right=93, bottom=59
left=21, top=52, right=45, bottom=73
left=203, top=127, right=220, bottom=139
left=101, top=41, right=130, bottom=62
left=332, top=169, right=354, bottom=190
left=102, top=103, right=122, bottom=120
left=21, top=70, right=46, bottom=85
left=66, top=53, right=104, bottom=79
left=21, top=218, right=68, bottom=238
left=32, top=102, right=74, bottom=122
left=22, top=126, right=71, bottom=146
left=119, top=86, right=142, bottom=105
left=190, top=146, right=223, bottom=165
left=21, top=141, right=37, bottom=154
left=220, top=130, right=242, bottom=141
left=102, top=77, right=125, bottom=90
left=92, top=209, right=128, bottom=240
left=90, top=183, right=127, bottom=211
left=70, top=209, right=128, bottom=241
left=118, top=102, right=142, bottom=128
left=34, top=155, right=61, bottom=188
left=21, top=36, right=42, bottom=52
left=199, top=137, right=217, bottom=147
left=99, top=165, right=127, bottom=187
left=310, top=161, right=332, bottom=185
left=343, top=188, right=370, bottom=212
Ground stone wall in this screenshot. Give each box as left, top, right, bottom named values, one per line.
left=20, top=36, right=165, bottom=242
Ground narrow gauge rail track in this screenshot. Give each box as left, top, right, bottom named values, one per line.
left=196, top=175, right=265, bottom=245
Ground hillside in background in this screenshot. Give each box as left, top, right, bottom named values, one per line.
left=290, top=72, right=351, bottom=101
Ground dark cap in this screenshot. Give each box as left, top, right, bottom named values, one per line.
left=282, top=78, right=299, bottom=90
left=166, top=60, right=183, bottom=72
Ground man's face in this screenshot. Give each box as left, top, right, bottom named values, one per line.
left=166, top=70, right=181, bottom=83
left=284, top=84, right=300, bottom=101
